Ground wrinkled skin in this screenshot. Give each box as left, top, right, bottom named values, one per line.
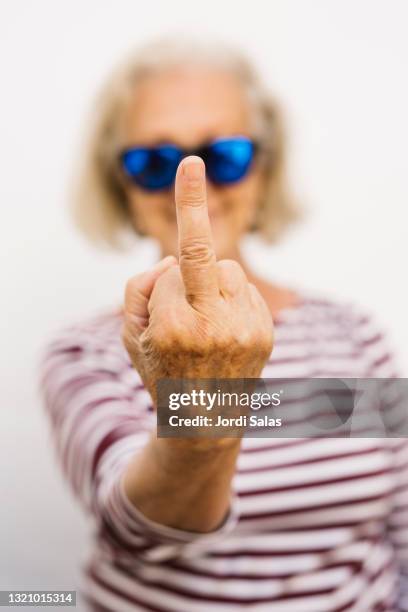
left=122, top=157, right=274, bottom=408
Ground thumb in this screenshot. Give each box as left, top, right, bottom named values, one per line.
left=124, top=255, right=177, bottom=335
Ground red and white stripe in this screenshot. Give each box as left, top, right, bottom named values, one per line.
left=38, top=295, right=408, bottom=611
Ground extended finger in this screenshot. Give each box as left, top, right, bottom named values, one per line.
left=175, top=156, right=219, bottom=303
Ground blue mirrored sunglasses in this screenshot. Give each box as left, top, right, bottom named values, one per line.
left=119, top=136, right=259, bottom=191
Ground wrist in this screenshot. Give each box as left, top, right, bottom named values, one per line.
left=155, top=435, right=242, bottom=461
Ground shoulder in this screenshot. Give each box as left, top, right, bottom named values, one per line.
left=286, top=289, right=381, bottom=332
left=38, top=307, right=132, bottom=384
left=42, top=307, right=124, bottom=353
left=282, top=290, right=399, bottom=376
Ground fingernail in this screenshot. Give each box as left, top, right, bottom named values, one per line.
left=182, top=156, right=205, bottom=180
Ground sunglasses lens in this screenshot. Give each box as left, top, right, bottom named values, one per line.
left=121, top=137, right=256, bottom=191
left=206, top=137, right=255, bottom=185
left=121, top=145, right=181, bottom=191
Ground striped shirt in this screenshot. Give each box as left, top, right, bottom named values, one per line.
left=39, top=294, right=408, bottom=611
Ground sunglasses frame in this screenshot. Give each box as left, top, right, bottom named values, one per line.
left=118, top=135, right=261, bottom=191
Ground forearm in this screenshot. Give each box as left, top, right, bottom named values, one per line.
left=120, top=158, right=272, bottom=534
left=123, top=433, right=241, bottom=533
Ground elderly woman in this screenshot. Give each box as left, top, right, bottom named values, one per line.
left=40, top=37, right=408, bottom=611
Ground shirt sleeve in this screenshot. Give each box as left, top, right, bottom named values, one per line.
left=38, top=316, right=240, bottom=565
left=351, top=306, right=408, bottom=611
left=387, top=438, right=408, bottom=612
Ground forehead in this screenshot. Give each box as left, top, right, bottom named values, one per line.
left=121, top=66, right=253, bottom=146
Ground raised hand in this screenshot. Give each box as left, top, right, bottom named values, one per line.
left=122, top=156, right=274, bottom=406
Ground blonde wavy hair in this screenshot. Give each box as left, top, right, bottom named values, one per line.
left=72, top=35, right=301, bottom=250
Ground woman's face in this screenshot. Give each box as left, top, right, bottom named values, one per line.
left=120, top=66, right=266, bottom=259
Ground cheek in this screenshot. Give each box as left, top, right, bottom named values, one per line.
left=223, top=175, right=262, bottom=227
left=128, top=191, right=177, bottom=234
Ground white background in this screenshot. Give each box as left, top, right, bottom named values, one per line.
left=1, top=0, right=407, bottom=607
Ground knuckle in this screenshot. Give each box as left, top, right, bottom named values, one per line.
left=178, top=191, right=206, bottom=207
left=218, top=259, right=242, bottom=272
left=124, top=274, right=150, bottom=311
left=179, top=239, right=215, bottom=266
left=234, top=331, right=258, bottom=353
left=234, top=326, right=273, bottom=353
left=258, top=330, right=274, bottom=355
left=218, top=259, right=246, bottom=281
